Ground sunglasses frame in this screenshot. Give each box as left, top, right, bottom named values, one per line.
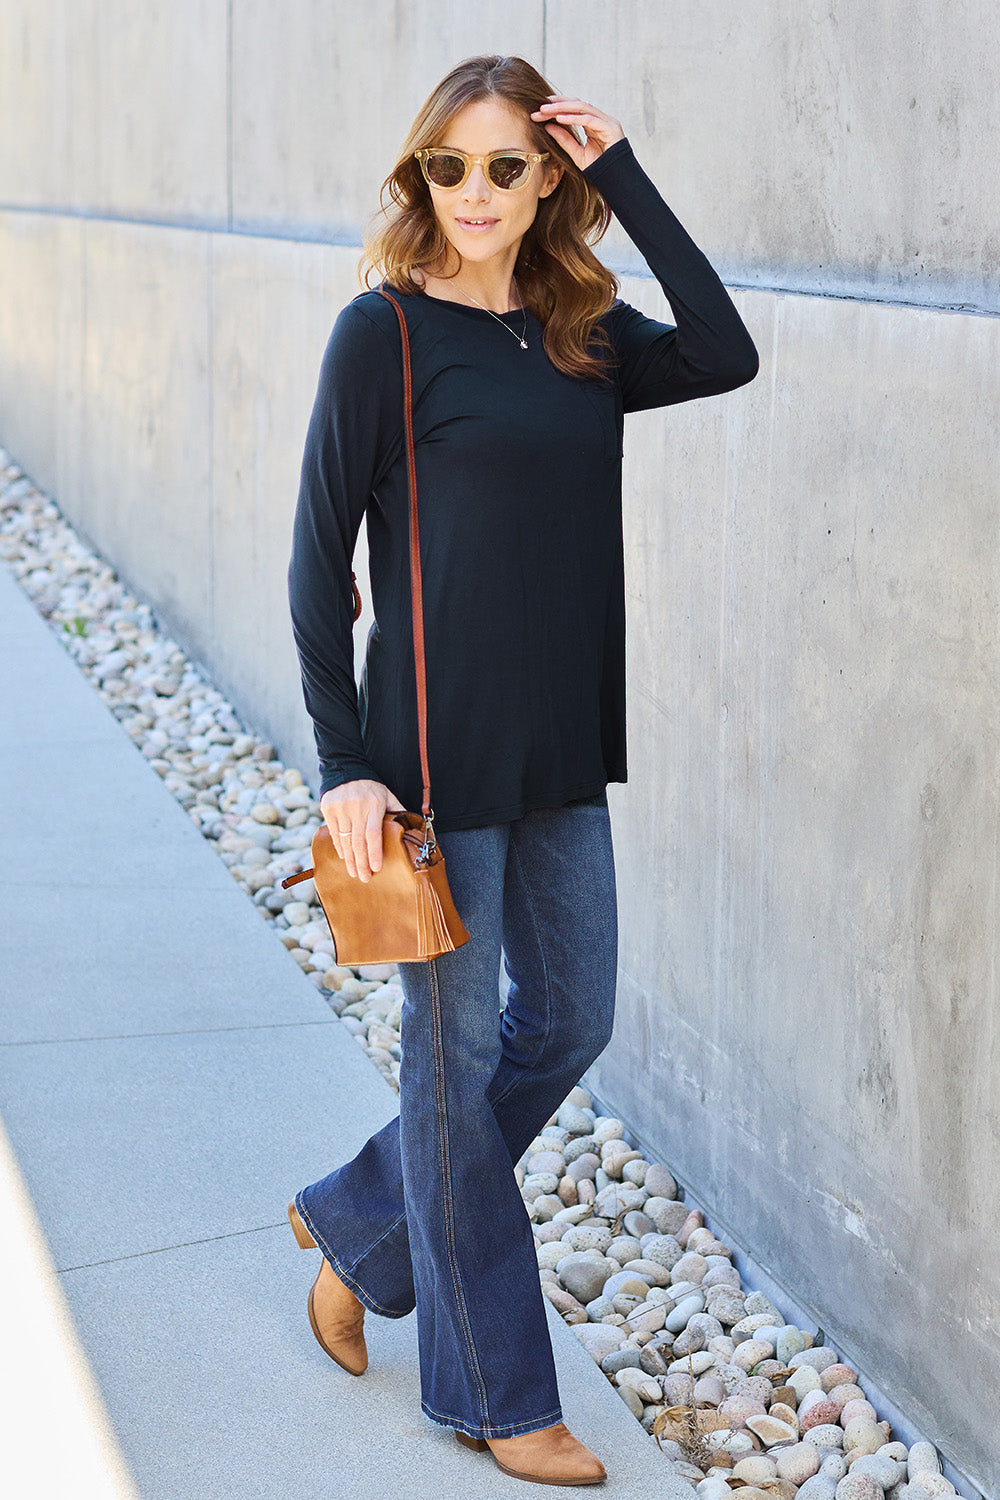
left=414, top=147, right=551, bottom=192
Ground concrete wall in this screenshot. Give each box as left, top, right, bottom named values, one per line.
left=595, top=281, right=999, bottom=1480
left=0, top=5, right=997, bottom=1493
left=4, top=0, right=996, bottom=305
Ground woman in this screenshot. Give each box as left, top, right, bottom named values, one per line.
left=286, top=54, right=757, bottom=1487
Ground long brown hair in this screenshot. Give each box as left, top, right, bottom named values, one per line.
left=360, top=55, right=618, bottom=380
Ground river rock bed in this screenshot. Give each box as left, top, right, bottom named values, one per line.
left=516, top=1092, right=956, bottom=1498
left=0, top=451, right=960, bottom=1499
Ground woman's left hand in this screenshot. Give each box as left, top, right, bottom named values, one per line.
left=530, top=95, right=625, bottom=170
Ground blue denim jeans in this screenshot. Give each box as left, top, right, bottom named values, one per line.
left=294, top=795, right=618, bottom=1440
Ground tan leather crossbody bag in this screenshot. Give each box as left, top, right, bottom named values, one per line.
left=282, top=288, right=471, bottom=966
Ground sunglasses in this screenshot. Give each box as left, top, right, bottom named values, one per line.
left=414, top=148, right=551, bottom=192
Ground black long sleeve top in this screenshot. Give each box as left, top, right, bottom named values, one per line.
left=288, top=137, right=758, bottom=833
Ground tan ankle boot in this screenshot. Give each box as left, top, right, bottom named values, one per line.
left=287, top=1201, right=368, bottom=1376
left=456, top=1422, right=606, bottom=1485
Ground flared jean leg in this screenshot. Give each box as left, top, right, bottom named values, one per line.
left=488, top=801, right=618, bottom=1141
left=296, top=820, right=514, bottom=1323
left=398, top=866, right=564, bottom=1435
left=294, top=802, right=618, bottom=1437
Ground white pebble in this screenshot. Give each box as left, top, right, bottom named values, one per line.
left=696, top=1482, right=733, bottom=1500
left=906, top=1446, right=942, bottom=1482
left=666, top=1350, right=715, bottom=1375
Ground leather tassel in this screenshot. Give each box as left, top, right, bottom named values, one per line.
left=415, top=871, right=459, bottom=955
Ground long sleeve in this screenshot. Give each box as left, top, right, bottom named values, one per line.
left=583, top=137, right=759, bottom=410
left=287, top=300, right=403, bottom=796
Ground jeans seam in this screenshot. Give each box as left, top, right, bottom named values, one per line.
left=348, top=1207, right=409, bottom=1272
left=295, top=1193, right=410, bottom=1319
left=489, top=834, right=554, bottom=1114
left=427, top=955, right=492, bottom=1427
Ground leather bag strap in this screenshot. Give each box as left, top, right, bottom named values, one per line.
left=377, top=287, right=433, bottom=825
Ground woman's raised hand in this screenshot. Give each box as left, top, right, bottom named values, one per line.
left=530, top=95, right=625, bottom=170
left=319, top=779, right=407, bottom=882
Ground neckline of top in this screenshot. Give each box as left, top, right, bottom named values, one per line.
left=408, top=289, right=530, bottom=323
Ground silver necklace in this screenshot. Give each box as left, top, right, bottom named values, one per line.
left=458, top=276, right=529, bottom=349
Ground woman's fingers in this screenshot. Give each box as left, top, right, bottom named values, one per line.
left=339, top=807, right=379, bottom=882
left=335, top=817, right=372, bottom=881
left=319, top=779, right=405, bottom=881
left=363, top=806, right=385, bottom=880
left=539, top=121, right=589, bottom=164
left=537, top=97, right=614, bottom=127
left=347, top=825, right=369, bottom=881
left=531, top=95, right=625, bottom=167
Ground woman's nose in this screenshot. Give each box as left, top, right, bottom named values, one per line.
left=462, top=164, right=491, bottom=201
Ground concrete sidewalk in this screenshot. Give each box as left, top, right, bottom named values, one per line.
left=0, top=561, right=690, bottom=1498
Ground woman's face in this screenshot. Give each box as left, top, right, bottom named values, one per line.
left=424, top=96, right=562, bottom=272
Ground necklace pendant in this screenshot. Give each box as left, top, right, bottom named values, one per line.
left=519, top=337, right=528, bottom=349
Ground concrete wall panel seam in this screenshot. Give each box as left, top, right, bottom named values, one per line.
left=2, top=201, right=996, bottom=318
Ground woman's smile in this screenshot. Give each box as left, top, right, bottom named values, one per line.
left=454, top=215, right=501, bottom=233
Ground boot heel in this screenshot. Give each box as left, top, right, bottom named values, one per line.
left=287, top=1200, right=317, bottom=1249
left=455, top=1432, right=490, bottom=1453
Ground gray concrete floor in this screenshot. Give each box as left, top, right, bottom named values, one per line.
left=0, top=562, right=692, bottom=1498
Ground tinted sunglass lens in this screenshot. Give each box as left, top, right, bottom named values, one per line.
left=425, top=152, right=467, bottom=187
left=488, top=155, right=530, bottom=190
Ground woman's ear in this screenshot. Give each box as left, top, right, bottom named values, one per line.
left=538, top=161, right=564, bottom=199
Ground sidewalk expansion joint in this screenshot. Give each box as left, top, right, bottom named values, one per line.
left=56, top=1221, right=292, bottom=1274
left=0, top=1019, right=340, bottom=1049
